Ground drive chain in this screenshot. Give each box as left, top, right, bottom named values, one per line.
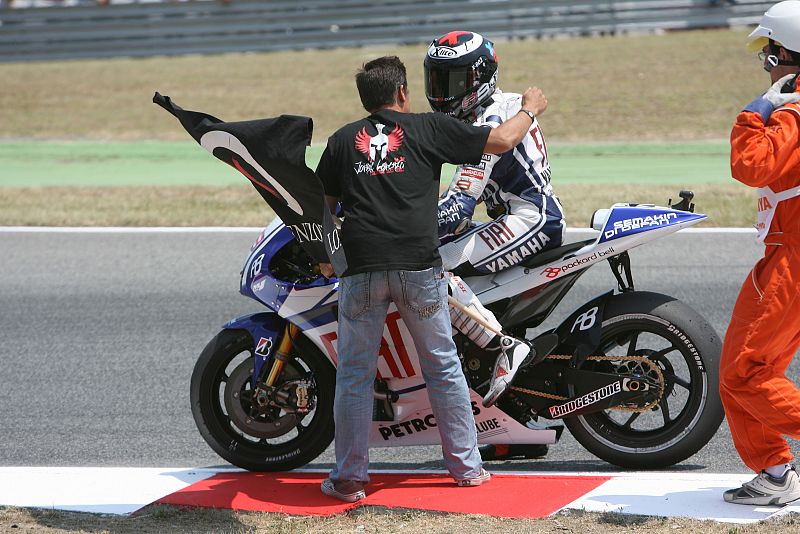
left=509, top=354, right=666, bottom=412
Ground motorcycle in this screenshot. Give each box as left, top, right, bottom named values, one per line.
left=190, top=190, right=724, bottom=471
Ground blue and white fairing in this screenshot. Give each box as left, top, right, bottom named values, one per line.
left=228, top=217, right=338, bottom=386
left=467, top=203, right=706, bottom=305
left=239, top=218, right=333, bottom=310
left=592, top=203, right=706, bottom=245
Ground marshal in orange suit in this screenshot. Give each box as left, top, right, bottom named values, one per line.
left=721, top=0, right=800, bottom=507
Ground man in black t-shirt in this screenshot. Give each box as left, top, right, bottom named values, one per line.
left=316, top=56, right=546, bottom=502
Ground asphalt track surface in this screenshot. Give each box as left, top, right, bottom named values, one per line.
left=1, top=229, right=795, bottom=474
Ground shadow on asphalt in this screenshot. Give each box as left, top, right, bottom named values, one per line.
left=297, top=460, right=712, bottom=473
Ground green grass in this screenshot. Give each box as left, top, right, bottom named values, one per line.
left=0, top=141, right=241, bottom=187
left=0, top=140, right=733, bottom=187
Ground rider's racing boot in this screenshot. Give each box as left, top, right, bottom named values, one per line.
left=482, top=336, right=531, bottom=408
left=482, top=333, right=559, bottom=408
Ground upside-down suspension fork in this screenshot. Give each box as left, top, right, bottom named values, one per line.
left=263, top=322, right=299, bottom=386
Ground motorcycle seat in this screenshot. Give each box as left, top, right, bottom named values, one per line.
left=520, top=238, right=595, bottom=269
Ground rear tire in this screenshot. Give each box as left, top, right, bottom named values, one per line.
left=562, top=291, right=724, bottom=469
left=190, top=328, right=335, bottom=471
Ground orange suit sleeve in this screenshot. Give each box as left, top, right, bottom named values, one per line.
left=731, top=106, right=800, bottom=188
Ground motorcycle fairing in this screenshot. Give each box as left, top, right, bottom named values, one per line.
left=242, top=227, right=295, bottom=311
left=242, top=219, right=331, bottom=313
left=278, top=286, right=339, bottom=331
left=466, top=206, right=706, bottom=306
left=223, top=312, right=286, bottom=388
left=597, top=204, right=706, bottom=244
left=366, top=388, right=561, bottom=447
left=293, top=298, right=422, bottom=380
left=499, top=269, right=588, bottom=330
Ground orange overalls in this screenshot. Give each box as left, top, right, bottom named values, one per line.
left=720, top=97, right=800, bottom=473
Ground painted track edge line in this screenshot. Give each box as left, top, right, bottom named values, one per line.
left=0, top=468, right=781, bottom=523
left=0, top=227, right=264, bottom=233
left=0, top=227, right=757, bottom=234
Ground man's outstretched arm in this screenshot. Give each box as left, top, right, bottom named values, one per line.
left=484, top=86, right=547, bottom=153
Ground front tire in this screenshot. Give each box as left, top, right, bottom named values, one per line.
left=562, top=291, right=724, bottom=469
left=190, top=328, right=335, bottom=471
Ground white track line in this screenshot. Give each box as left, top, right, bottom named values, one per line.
left=0, top=226, right=263, bottom=233
left=0, top=467, right=213, bottom=515
left=0, top=227, right=757, bottom=234
left=0, top=467, right=790, bottom=523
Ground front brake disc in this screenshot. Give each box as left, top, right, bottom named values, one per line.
left=223, top=359, right=298, bottom=439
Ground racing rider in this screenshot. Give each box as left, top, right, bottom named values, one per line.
left=720, top=0, right=800, bottom=506
left=424, top=32, right=565, bottom=418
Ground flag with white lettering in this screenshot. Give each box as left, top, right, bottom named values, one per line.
left=153, top=92, right=334, bottom=265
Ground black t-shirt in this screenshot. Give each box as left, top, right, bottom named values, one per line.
left=316, top=109, right=490, bottom=276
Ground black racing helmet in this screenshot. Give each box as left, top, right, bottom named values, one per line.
left=424, top=31, right=498, bottom=120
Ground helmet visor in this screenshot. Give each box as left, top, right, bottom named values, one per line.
left=747, top=36, right=770, bottom=53
left=425, top=64, right=477, bottom=101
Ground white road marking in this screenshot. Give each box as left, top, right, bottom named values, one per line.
left=0, top=227, right=757, bottom=234
left=0, top=467, right=791, bottom=522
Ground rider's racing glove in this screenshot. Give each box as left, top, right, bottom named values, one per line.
left=438, top=191, right=477, bottom=244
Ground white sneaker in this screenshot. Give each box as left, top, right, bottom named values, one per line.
left=723, top=467, right=800, bottom=506
left=482, top=336, right=530, bottom=408
left=455, top=467, right=491, bottom=487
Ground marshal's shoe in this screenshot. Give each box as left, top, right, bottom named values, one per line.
left=723, top=467, right=800, bottom=506
left=321, top=478, right=366, bottom=503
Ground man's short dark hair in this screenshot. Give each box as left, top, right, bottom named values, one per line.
left=355, top=56, right=407, bottom=113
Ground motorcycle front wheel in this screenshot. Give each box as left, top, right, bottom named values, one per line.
left=561, top=291, right=724, bottom=469
left=190, top=328, right=335, bottom=471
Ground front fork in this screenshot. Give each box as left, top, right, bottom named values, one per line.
left=252, top=321, right=314, bottom=414
left=261, top=322, right=299, bottom=387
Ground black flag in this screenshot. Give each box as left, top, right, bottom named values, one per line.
left=154, top=92, right=345, bottom=268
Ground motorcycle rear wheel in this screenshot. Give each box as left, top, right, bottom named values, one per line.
left=561, top=291, right=724, bottom=469
left=190, top=328, right=335, bottom=471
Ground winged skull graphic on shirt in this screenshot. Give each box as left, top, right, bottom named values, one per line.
left=370, top=124, right=389, bottom=162
left=354, top=123, right=406, bottom=176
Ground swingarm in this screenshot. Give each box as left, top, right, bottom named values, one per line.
left=510, top=290, right=665, bottom=419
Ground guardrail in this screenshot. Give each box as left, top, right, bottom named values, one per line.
left=0, top=0, right=774, bottom=62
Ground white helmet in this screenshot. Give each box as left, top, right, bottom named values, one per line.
left=749, top=1, right=800, bottom=53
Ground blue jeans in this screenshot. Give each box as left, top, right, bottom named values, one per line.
left=330, top=267, right=482, bottom=483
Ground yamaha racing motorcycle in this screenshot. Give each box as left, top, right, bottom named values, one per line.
left=191, top=191, right=724, bottom=471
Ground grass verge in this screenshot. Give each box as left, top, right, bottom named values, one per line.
left=1, top=504, right=797, bottom=533
left=0, top=140, right=734, bottom=187
left=0, top=183, right=753, bottom=227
